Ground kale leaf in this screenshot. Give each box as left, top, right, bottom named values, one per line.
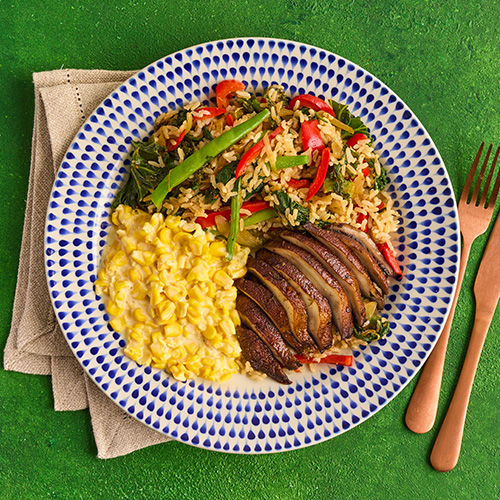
left=329, top=99, right=372, bottom=142
left=112, top=139, right=174, bottom=210
left=323, top=164, right=355, bottom=200
left=373, top=165, right=389, bottom=191
left=274, top=190, right=310, bottom=225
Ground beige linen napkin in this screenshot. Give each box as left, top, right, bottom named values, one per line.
left=4, top=69, right=172, bottom=458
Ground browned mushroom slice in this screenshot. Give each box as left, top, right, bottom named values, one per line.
left=257, top=248, right=333, bottom=352
left=328, top=223, right=395, bottom=277
left=264, top=239, right=354, bottom=339
left=236, top=294, right=301, bottom=370
left=277, top=229, right=366, bottom=327
left=234, top=278, right=306, bottom=354
left=236, top=326, right=292, bottom=384
left=304, top=222, right=385, bottom=309
left=245, top=256, right=316, bottom=351
left=330, top=230, right=390, bottom=295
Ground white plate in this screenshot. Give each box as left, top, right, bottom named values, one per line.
left=44, top=38, right=459, bottom=453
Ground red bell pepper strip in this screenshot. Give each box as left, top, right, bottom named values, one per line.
left=287, top=178, right=310, bottom=189
left=362, top=165, right=370, bottom=177
left=347, top=133, right=368, bottom=148
left=295, top=353, right=353, bottom=367
left=377, top=201, right=385, bottom=210
left=166, top=130, right=186, bottom=152
left=193, top=107, right=226, bottom=120
left=356, top=212, right=369, bottom=232
left=216, top=79, right=246, bottom=109
left=301, top=120, right=325, bottom=153
left=195, top=200, right=270, bottom=229
left=225, top=113, right=235, bottom=127
left=235, top=126, right=284, bottom=179
left=288, top=94, right=336, bottom=117
left=306, top=148, right=331, bottom=201
left=377, top=242, right=403, bottom=278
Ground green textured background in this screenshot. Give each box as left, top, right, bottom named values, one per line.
left=1, top=1, right=500, bottom=499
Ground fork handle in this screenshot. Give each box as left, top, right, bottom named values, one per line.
left=405, top=238, right=472, bottom=434
left=430, top=313, right=491, bottom=472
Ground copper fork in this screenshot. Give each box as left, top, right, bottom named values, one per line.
left=405, top=143, right=500, bottom=434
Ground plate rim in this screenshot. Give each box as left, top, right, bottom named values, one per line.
left=44, top=36, right=460, bottom=454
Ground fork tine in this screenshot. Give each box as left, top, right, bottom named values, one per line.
left=460, top=142, right=484, bottom=204
left=479, top=145, right=500, bottom=208
left=486, top=146, right=500, bottom=209
left=470, top=143, right=492, bottom=204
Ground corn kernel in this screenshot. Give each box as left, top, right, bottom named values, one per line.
left=109, top=316, right=126, bottom=332
left=219, top=371, right=233, bottom=382
left=220, top=318, right=236, bottom=338
left=131, top=250, right=156, bottom=267
left=124, top=346, right=142, bottom=361
left=133, top=308, right=148, bottom=323
left=185, top=343, right=199, bottom=355
left=164, top=323, right=182, bottom=337
left=176, top=302, right=188, bottom=318
left=230, top=309, right=241, bottom=326
left=213, top=270, right=232, bottom=289
left=165, top=284, right=185, bottom=302
left=199, top=366, right=212, bottom=378
left=157, top=300, right=176, bottom=323
left=202, top=325, right=217, bottom=340
left=209, top=240, right=227, bottom=258
left=131, top=282, right=148, bottom=300
left=150, top=340, right=167, bottom=359
left=187, top=265, right=209, bottom=282
left=128, top=268, right=140, bottom=282
left=121, top=236, right=137, bottom=254
left=173, top=232, right=191, bottom=245
left=171, top=345, right=186, bottom=360
left=158, top=227, right=172, bottom=244
left=150, top=287, right=164, bottom=307
left=98, top=268, right=108, bottom=282
left=106, top=300, right=123, bottom=317
left=111, top=249, right=128, bottom=267
left=165, top=215, right=181, bottom=229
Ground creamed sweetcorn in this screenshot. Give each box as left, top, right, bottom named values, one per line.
left=95, top=204, right=249, bottom=383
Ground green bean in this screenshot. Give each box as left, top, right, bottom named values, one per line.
left=150, top=109, right=270, bottom=208
left=274, top=154, right=309, bottom=170
left=226, top=178, right=242, bottom=261
left=243, top=208, right=277, bottom=227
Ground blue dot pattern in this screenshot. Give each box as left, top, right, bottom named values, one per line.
left=45, top=38, right=459, bottom=454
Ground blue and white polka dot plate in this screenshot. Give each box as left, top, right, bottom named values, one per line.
left=44, top=38, right=459, bottom=453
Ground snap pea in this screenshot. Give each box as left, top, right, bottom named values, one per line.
left=150, top=109, right=271, bottom=208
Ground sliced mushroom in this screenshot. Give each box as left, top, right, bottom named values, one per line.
left=245, top=256, right=316, bottom=351
left=328, top=223, right=395, bottom=277
left=303, top=222, right=385, bottom=309
left=330, top=230, right=390, bottom=295
left=264, top=239, right=354, bottom=339
left=256, top=248, right=333, bottom=352
left=236, top=294, right=301, bottom=370
left=234, top=278, right=306, bottom=354
left=277, top=229, right=366, bottom=327
left=236, top=326, right=292, bottom=384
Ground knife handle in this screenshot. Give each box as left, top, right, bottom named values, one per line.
left=430, top=313, right=491, bottom=472
left=405, top=238, right=471, bottom=434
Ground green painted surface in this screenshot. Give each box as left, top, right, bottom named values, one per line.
left=1, top=0, right=500, bottom=498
